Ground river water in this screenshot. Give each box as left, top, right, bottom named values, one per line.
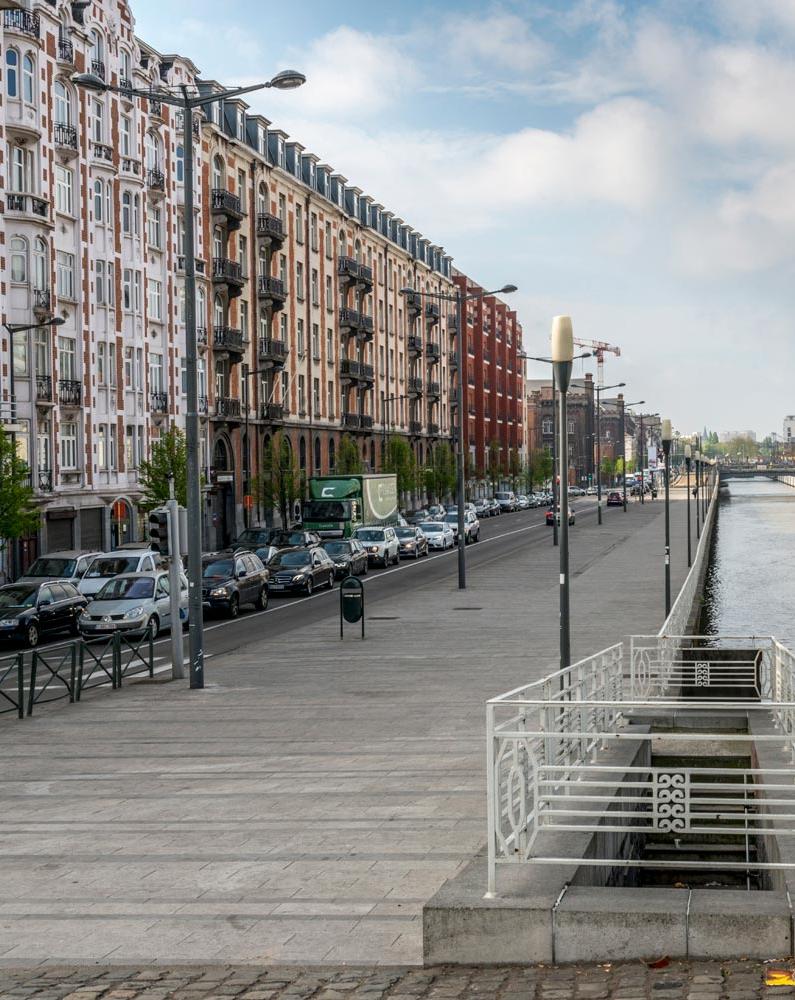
left=702, top=478, right=795, bottom=646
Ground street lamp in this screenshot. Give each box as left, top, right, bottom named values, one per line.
left=622, top=400, right=644, bottom=512
left=400, top=282, right=517, bottom=590
left=661, top=418, right=672, bottom=616
left=572, top=380, right=625, bottom=525
left=524, top=352, right=591, bottom=547
left=74, top=69, right=305, bottom=690
left=551, top=315, right=574, bottom=672
left=694, top=449, right=701, bottom=540
left=684, top=443, right=692, bottom=567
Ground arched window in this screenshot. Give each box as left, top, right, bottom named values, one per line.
left=197, top=285, right=206, bottom=322
left=299, top=436, right=307, bottom=470
left=54, top=80, right=71, bottom=125
left=5, top=49, right=18, bottom=98
left=33, top=237, right=47, bottom=290
left=120, top=47, right=131, bottom=85
left=257, top=183, right=268, bottom=215
left=94, top=179, right=103, bottom=222
left=10, top=237, right=27, bottom=283
left=213, top=294, right=224, bottom=329
left=22, top=54, right=34, bottom=103
left=328, top=438, right=336, bottom=471
left=354, top=239, right=362, bottom=263
left=145, top=132, right=160, bottom=171
left=90, top=29, right=104, bottom=69
left=314, top=436, right=321, bottom=472
left=176, top=144, right=184, bottom=183
left=339, top=231, right=346, bottom=257
left=212, top=156, right=224, bottom=190
left=133, top=194, right=141, bottom=235
left=122, top=191, right=131, bottom=233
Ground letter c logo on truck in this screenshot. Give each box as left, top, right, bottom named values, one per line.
left=321, top=486, right=335, bottom=497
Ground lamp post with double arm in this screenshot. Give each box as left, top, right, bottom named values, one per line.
left=73, top=68, right=305, bottom=689
left=400, top=282, right=517, bottom=589
left=572, top=380, right=625, bottom=525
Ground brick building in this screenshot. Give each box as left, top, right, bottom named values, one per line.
left=525, top=375, right=595, bottom=486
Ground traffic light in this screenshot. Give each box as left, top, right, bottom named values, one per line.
left=148, top=509, right=170, bottom=556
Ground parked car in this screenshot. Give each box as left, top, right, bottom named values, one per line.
left=546, top=507, right=576, bottom=526
left=516, top=495, right=530, bottom=510
left=80, top=571, right=188, bottom=639
left=406, top=508, right=431, bottom=525
left=17, top=550, right=104, bottom=587
left=487, top=499, right=502, bottom=516
left=464, top=509, right=481, bottom=543
left=352, top=525, right=400, bottom=566
left=321, top=539, right=369, bottom=578
left=396, top=525, right=429, bottom=559
left=607, top=491, right=623, bottom=507
left=570, top=487, right=586, bottom=497
left=201, top=550, right=269, bottom=617
left=78, top=551, right=161, bottom=598
left=474, top=499, right=491, bottom=518
left=0, top=581, right=87, bottom=648
left=267, top=547, right=335, bottom=595
left=494, top=491, right=517, bottom=512
left=427, top=504, right=446, bottom=521
left=586, top=485, right=598, bottom=496
left=419, top=521, right=455, bottom=550
left=443, top=512, right=462, bottom=540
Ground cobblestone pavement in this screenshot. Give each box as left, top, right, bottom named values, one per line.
left=0, top=961, right=792, bottom=999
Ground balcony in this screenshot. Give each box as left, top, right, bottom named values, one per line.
left=426, top=381, right=441, bottom=399
left=360, top=414, right=374, bottom=431
left=427, top=422, right=440, bottom=436
left=258, top=337, right=288, bottom=366
left=340, top=359, right=375, bottom=385
left=196, top=328, right=208, bottom=348
left=408, top=377, right=424, bottom=398
left=37, top=468, right=53, bottom=493
left=120, top=156, right=141, bottom=177
left=91, top=58, right=105, bottom=80
left=211, top=188, right=244, bottom=229
left=58, top=379, right=81, bottom=407
left=337, top=256, right=359, bottom=283
left=150, top=391, right=168, bottom=414
left=33, top=289, right=51, bottom=317
left=54, top=123, right=78, bottom=155
left=212, top=258, right=245, bottom=296
left=339, top=307, right=362, bottom=333
left=409, top=420, right=422, bottom=435
left=425, top=302, right=440, bottom=324
left=198, top=395, right=209, bottom=416
left=175, top=111, right=200, bottom=138
left=256, top=213, right=285, bottom=246
left=57, top=38, right=74, bottom=64
left=408, top=334, right=423, bottom=357
left=359, top=314, right=374, bottom=339
left=357, top=263, right=374, bottom=290
left=35, top=375, right=52, bottom=404
left=426, top=342, right=441, bottom=364
left=448, top=351, right=459, bottom=369
left=212, top=327, right=244, bottom=355
left=214, top=397, right=242, bottom=421
left=405, top=290, right=422, bottom=315
left=147, top=168, right=165, bottom=195
left=6, top=193, right=48, bottom=221
left=260, top=403, right=284, bottom=424
left=257, top=275, right=287, bottom=309
left=92, top=142, right=113, bottom=164
left=447, top=313, right=458, bottom=332
left=176, top=256, right=206, bottom=275
left=4, top=9, right=39, bottom=37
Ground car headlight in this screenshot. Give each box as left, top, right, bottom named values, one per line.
left=79, top=610, right=90, bottom=620
left=210, top=587, right=229, bottom=598
left=0, top=619, right=17, bottom=628
left=368, top=546, right=378, bottom=553
left=123, top=606, right=144, bottom=620
left=292, top=574, right=306, bottom=582
left=404, top=542, right=414, bottom=549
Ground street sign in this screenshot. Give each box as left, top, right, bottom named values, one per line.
left=243, top=494, right=254, bottom=510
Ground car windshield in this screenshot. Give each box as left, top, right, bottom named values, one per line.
left=95, top=577, right=155, bottom=601
left=323, top=542, right=351, bottom=556
left=0, top=585, right=38, bottom=609
left=270, top=551, right=311, bottom=568
left=235, top=529, right=272, bottom=546
left=355, top=529, right=385, bottom=542
left=396, top=528, right=415, bottom=539
left=303, top=500, right=351, bottom=521
left=24, top=557, right=78, bottom=578
left=421, top=523, right=442, bottom=533
left=202, top=559, right=234, bottom=579
left=443, top=514, right=458, bottom=522
left=86, top=557, right=140, bottom=578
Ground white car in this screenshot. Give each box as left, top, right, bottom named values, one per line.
left=352, top=526, right=400, bottom=567
left=79, top=571, right=188, bottom=638
left=419, top=521, right=455, bottom=550
left=78, top=550, right=161, bottom=597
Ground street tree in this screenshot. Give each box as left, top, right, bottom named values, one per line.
left=487, top=440, right=502, bottom=493
left=384, top=435, right=416, bottom=499
left=424, top=442, right=456, bottom=503
left=0, top=428, right=39, bottom=569
left=253, top=433, right=302, bottom=527
left=138, top=427, right=188, bottom=510
left=508, top=448, right=522, bottom=491
left=337, top=434, right=363, bottom=474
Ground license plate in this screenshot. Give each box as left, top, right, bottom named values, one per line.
left=271, top=584, right=286, bottom=590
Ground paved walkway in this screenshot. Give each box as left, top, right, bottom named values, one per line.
left=0, top=495, right=696, bottom=967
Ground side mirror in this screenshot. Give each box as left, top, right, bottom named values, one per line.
left=39, top=599, right=51, bottom=608
left=237, top=569, right=246, bottom=579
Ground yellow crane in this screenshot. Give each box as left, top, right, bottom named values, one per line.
left=572, top=337, right=621, bottom=387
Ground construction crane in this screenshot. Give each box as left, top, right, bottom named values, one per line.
left=572, top=337, right=621, bottom=387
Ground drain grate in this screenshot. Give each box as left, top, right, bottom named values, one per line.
left=453, top=606, right=483, bottom=611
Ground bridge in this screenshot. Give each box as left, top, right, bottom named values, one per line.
left=718, top=464, right=795, bottom=485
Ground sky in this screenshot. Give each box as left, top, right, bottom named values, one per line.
left=131, top=0, right=795, bottom=438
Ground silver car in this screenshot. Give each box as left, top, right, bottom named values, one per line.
left=79, top=571, right=188, bottom=638
left=78, top=551, right=161, bottom=597
left=17, top=550, right=105, bottom=587
left=419, top=521, right=455, bottom=550
left=352, top=526, right=400, bottom=566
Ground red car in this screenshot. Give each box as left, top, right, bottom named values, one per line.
left=606, top=491, right=623, bottom=506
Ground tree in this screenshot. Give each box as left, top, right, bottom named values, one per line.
left=337, top=434, right=362, bottom=474
left=529, top=449, right=552, bottom=492
left=508, top=448, right=522, bottom=491
left=600, top=456, right=613, bottom=483
left=383, top=435, right=416, bottom=498
left=0, top=428, right=39, bottom=569
left=614, top=456, right=625, bottom=479
left=253, top=433, right=301, bottom=527
left=487, top=440, right=502, bottom=493
left=138, top=427, right=188, bottom=511
left=423, top=442, right=456, bottom=503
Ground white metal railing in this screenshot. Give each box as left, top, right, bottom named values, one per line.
left=486, top=633, right=795, bottom=895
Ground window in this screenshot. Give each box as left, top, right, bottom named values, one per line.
left=11, top=145, right=33, bottom=192
left=98, top=342, right=106, bottom=384
left=310, top=213, right=318, bottom=251
left=148, top=278, right=162, bottom=320
left=145, top=132, right=160, bottom=172
left=122, top=191, right=132, bottom=233
left=295, top=203, right=303, bottom=242
left=54, top=80, right=71, bottom=125
left=55, top=165, right=73, bottom=215
left=297, top=318, right=304, bottom=356
left=93, top=178, right=103, bottom=222
left=238, top=234, right=247, bottom=272
left=278, top=193, right=286, bottom=221
left=325, top=221, right=332, bottom=259
left=326, top=327, right=334, bottom=363
left=257, top=184, right=267, bottom=215
left=56, top=251, right=75, bottom=299
left=60, top=421, right=78, bottom=470
left=237, top=168, right=246, bottom=210
left=96, top=260, right=113, bottom=306
left=327, top=380, right=334, bottom=419
left=34, top=328, right=49, bottom=378
left=279, top=254, right=287, bottom=284
left=313, top=378, right=320, bottom=413
left=176, top=145, right=184, bottom=183
left=123, top=269, right=132, bottom=310
left=134, top=194, right=141, bottom=236
left=91, top=98, right=104, bottom=142
left=298, top=375, right=306, bottom=414
left=32, top=238, right=47, bottom=291
left=280, top=369, right=288, bottom=404
left=280, top=313, right=288, bottom=341
left=135, top=348, right=143, bottom=390
left=10, top=237, right=27, bottom=283
left=120, top=115, right=132, bottom=156
left=58, top=337, right=76, bottom=379
left=325, top=275, right=332, bottom=310
left=22, top=54, right=34, bottom=103
left=133, top=272, right=142, bottom=312
left=311, top=268, right=319, bottom=306
left=124, top=347, right=133, bottom=388
left=314, top=436, right=321, bottom=470
left=296, top=262, right=304, bottom=300
left=213, top=294, right=224, bottom=329
left=120, top=48, right=131, bottom=85
left=312, top=323, right=320, bottom=360
left=147, top=205, right=162, bottom=249
left=109, top=423, right=117, bottom=469
left=212, top=156, right=223, bottom=189
left=150, top=353, right=163, bottom=392
left=109, top=342, right=116, bottom=386
left=240, top=301, right=248, bottom=337
left=5, top=49, right=18, bottom=98
left=125, top=425, right=135, bottom=468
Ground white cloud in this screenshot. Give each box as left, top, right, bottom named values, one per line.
left=443, top=12, right=549, bottom=75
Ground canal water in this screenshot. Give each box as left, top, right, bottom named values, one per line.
left=702, top=478, right=795, bottom=646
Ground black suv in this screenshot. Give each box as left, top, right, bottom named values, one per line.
left=201, top=550, right=269, bottom=617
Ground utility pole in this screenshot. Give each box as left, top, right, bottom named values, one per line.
left=167, top=476, right=185, bottom=680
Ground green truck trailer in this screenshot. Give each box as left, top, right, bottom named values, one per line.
left=302, top=474, right=398, bottom=538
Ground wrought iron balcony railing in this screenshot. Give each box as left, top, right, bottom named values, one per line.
left=58, top=378, right=81, bottom=406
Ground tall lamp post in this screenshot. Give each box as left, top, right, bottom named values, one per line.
left=400, top=282, right=517, bottom=590
left=73, top=68, right=306, bottom=689
left=661, top=418, right=672, bottom=616
left=551, top=316, right=574, bottom=672
left=684, top=443, right=692, bottom=567
left=694, top=449, right=701, bottom=540
left=572, top=380, right=625, bottom=525
left=621, top=400, right=644, bottom=512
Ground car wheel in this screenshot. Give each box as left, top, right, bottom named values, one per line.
left=305, top=578, right=314, bottom=596
left=256, top=587, right=268, bottom=611
left=228, top=595, right=239, bottom=620
left=26, top=622, right=39, bottom=649
left=146, top=614, right=160, bottom=638
left=361, top=561, right=368, bottom=576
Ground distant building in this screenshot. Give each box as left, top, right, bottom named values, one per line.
left=784, top=417, right=795, bottom=445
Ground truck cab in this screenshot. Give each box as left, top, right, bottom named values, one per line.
left=302, top=475, right=397, bottom=538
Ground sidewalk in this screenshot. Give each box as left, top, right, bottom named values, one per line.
left=0, top=495, right=695, bottom=967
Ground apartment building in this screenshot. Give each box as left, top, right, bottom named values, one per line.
left=1, top=0, right=493, bottom=562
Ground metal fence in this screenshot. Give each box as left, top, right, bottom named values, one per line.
left=0, top=629, right=155, bottom=722
left=486, top=633, right=795, bottom=894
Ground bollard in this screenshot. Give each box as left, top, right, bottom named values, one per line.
left=340, top=576, right=365, bottom=640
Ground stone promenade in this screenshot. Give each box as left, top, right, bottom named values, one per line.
left=0, top=495, right=699, bottom=968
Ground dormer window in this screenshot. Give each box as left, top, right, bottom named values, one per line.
left=212, top=101, right=222, bottom=127
left=278, top=139, right=285, bottom=168
left=258, top=128, right=267, bottom=156
left=237, top=110, right=245, bottom=140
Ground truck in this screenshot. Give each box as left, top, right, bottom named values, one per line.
left=302, top=474, right=398, bottom=538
